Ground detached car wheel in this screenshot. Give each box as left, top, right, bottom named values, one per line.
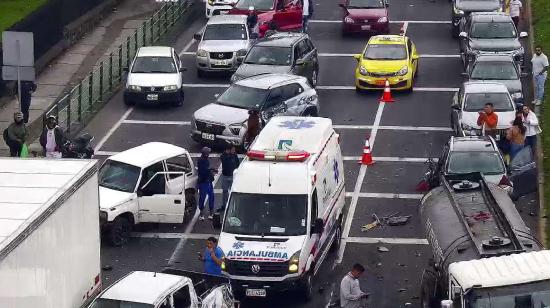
left=108, top=216, right=132, bottom=247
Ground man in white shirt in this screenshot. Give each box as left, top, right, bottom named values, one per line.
left=340, top=263, right=368, bottom=308
left=39, top=115, right=64, bottom=158
left=508, top=0, right=523, bottom=29
left=522, top=105, right=541, bottom=152
left=302, top=0, right=311, bottom=33
left=532, top=46, right=549, bottom=105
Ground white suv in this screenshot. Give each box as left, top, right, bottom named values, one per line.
left=124, top=46, right=186, bottom=107
left=205, top=0, right=237, bottom=18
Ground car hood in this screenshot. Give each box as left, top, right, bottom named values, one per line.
left=127, top=73, right=180, bottom=87
left=361, top=59, right=408, bottom=72
left=469, top=79, right=522, bottom=94
left=219, top=232, right=307, bottom=262
left=469, top=38, right=521, bottom=52
left=233, top=64, right=292, bottom=81
left=194, top=103, right=251, bottom=125
left=347, top=8, right=387, bottom=19
left=461, top=110, right=516, bottom=129
left=198, top=40, right=249, bottom=53
left=99, top=186, right=134, bottom=210
left=456, top=0, right=501, bottom=12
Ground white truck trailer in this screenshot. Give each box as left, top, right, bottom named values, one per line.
left=0, top=159, right=101, bottom=308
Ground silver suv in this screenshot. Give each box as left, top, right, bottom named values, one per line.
left=194, top=15, right=257, bottom=77
left=191, top=74, right=320, bottom=147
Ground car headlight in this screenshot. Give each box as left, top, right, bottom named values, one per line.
left=511, top=92, right=523, bottom=99
left=208, top=0, right=214, bottom=5
left=221, top=260, right=226, bottom=271
left=453, top=7, right=464, bottom=15
left=288, top=250, right=300, bottom=273
left=397, top=65, right=408, bottom=76
left=197, top=49, right=207, bottom=57
left=236, top=49, right=247, bottom=57
left=344, top=16, right=354, bottom=24
left=229, top=121, right=245, bottom=135
left=378, top=17, right=388, bottom=23
left=359, top=66, right=368, bottom=76
left=128, top=85, right=141, bottom=91
left=163, top=85, right=178, bottom=91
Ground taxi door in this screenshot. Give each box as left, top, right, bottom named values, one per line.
left=273, top=0, right=303, bottom=31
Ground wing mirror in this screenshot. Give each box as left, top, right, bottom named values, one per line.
left=312, top=218, right=324, bottom=234
left=214, top=93, right=220, bottom=98
left=385, top=2, right=389, bottom=7
left=353, top=54, right=361, bottom=61
left=193, top=33, right=202, bottom=41
left=295, top=58, right=305, bottom=66
left=179, top=67, right=187, bottom=72
left=459, top=32, right=467, bottom=38
left=519, top=32, right=528, bottom=38
left=338, top=3, right=345, bottom=8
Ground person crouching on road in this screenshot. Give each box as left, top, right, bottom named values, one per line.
left=220, top=144, right=240, bottom=211
left=340, top=263, right=368, bottom=308
left=5, top=112, right=28, bottom=157
left=199, top=237, right=224, bottom=276
left=477, top=102, right=498, bottom=138
left=40, top=115, right=65, bottom=158
left=197, top=147, right=216, bottom=221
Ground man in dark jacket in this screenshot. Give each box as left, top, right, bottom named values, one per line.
left=245, top=110, right=261, bottom=147
left=5, top=112, right=27, bottom=157
left=219, top=144, right=240, bottom=210
left=39, top=115, right=65, bottom=158
left=197, top=147, right=216, bottom=220
left=19, top=81, right=37, bottom=123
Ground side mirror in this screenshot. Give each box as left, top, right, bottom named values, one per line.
left=123, top=67, right=129, bottom=73
left=338, top=3, right=345, bottom=8
left=353, top=54, right=361, bottom=61
left=385, top=1, right=389, bottom=7
left=295, top=58, right=305, bottom=66
left=179, top=67, right=187, bottom=72
left=136, top=189, right=143, bottom=197
left=214, top=93, right=220, bottom=98
left=452, top=103, right=460, bottom=110
left=312, top=218, right=324, bottom=234
left=459, top=32, right=467, bottom=38
left=250, top=32, right=259, bottom=40
left=441, top=300, right=453, bottom=308
left=519, top=32, right=528, bottom=38
left=412, top=54, right=419, bottom=60
left=193, top=33, right=202, bottom=41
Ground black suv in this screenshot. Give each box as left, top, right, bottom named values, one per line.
left=451, top=0, right=501, bottom=37
left=230, top=32, right=319, bottom=87
left=459, top=12, right=528, bottom=68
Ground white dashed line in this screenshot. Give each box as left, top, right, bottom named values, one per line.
left=346, top=237, right=428, bottom=245
left=132, top=232, right=216, bottom=239
left=345, top=192, right=424, bottom=199
left=122, top=119, right=191, bottom=125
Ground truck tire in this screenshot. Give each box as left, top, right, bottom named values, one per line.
left=299, top=273, right=313, bottom=302
left=330, top=223, right=342, bottom=253
left=108, top=217, right=132, bottom=247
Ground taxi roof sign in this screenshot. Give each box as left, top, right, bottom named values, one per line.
left=371, top=35, right=406, bottom=44
left=250, top=116, right=334, bottom=154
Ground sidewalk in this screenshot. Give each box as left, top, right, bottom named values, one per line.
left=0, top=0, right=163, bottom=156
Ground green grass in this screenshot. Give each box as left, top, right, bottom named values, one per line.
left=0, top=0, right=48, bottom=33
left=532, top=0, right=550, bottom=244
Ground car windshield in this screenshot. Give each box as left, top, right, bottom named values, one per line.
left=471, top=61, right=518, bottom=80
left=131, top=56, right=177, bottom=73
left=99, top=160, right=141, bottom=193
left=465, top=280, right=550, bottom=307
left=217, top=84, right=268, bottom=109
left=447, top=151, right=505, bottom=175
left=464, top=92, right=514, bottom=112
left=348, top=0, right=384, bottom=8
left=364, top=44, right=407, bottom=60
left=222, top=193, right=308, bottom=236
left=203, top=24, right=247, bottom=40
left=471, top=22, right=517, bottom=39
left=234, top=0, right=274, bottom=10
left=89, top=298, right=154, bottom=308
left=244, top=46, right=292, bottom=66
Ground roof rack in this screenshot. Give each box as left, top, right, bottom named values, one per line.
left=442, top=172, right=525, bottom=258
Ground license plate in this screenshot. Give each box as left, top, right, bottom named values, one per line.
left=246, top=289, right=266, bottom=297
left=219, top=10, right=229, bottom=14
left=214, top=60, right=228, bottom=65
left=495, top=134, right=501, bottom=141
left=375, top=80, right=386, bottom=86
left=361, top=25, right=371, bottom=30
left=202, top=133, right=215, bottom=140
left=146, top=94, right=158, bottom=101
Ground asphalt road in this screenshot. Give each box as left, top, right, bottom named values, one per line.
left=85, top=0, right=540, bottom=307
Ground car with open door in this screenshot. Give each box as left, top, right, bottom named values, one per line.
left=339, top=0, right=390, bottom=35
left=508, top=146, right=537, bottom=200
left=98, top=142, right=198, bottom=246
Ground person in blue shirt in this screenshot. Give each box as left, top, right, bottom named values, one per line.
left=198, top=237, right=224, bottom=276
left=197, top=147, right=216, bottom=220
left=219, top=144, right=240, bottom=210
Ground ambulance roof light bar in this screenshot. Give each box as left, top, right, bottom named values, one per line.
left=247, top=150, right=311, bottom=162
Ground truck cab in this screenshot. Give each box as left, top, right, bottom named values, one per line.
left=98, top=142, right=197, bottom=246
left=218, top=116, right=345, bottom=300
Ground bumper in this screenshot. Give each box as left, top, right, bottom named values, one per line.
left=355, top=74, right=412, bottom=90
left=205, top=4, right=233, bottom=18
left=191, top=130, right=243, bottom=146
left=227, top=275, right=303, bottom=294
left=342, top=21, right=390, bottom=34
left=197, top=55, right=242, bottom=72
left=123, top=90, right=182, bottom=105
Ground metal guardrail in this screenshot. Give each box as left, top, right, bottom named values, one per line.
left=45, top=0, right=189, bottom=133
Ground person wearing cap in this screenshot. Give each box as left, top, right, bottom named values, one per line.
left=197, top=147, right=216, bottom=220
left=39, top=116, right=65, bottom=158
left=5, top=112, right=28, bottom=157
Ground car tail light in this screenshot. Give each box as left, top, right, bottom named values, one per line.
left=247, top=150, right=310, bottom=162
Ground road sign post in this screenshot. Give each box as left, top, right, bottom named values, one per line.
left=2, top=31, right=35, bottom=111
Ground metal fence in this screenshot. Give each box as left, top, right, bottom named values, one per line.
left=46, top=0, right=189, bottom=133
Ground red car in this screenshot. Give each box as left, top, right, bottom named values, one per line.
left=229, top=0, right=303, bottom=37
left=340, top=0, right=390, bottom=35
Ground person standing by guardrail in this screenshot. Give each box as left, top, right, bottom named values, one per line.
left=18, top=81, right=37, bottom=123
left=39, top=115, right=65, bottom=158
left=532, top=46, right=549, bottom=106
left=3, top=112, right=28, bottom=157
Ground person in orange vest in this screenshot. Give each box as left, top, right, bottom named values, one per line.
left=477, top=102, right=498, bottom=137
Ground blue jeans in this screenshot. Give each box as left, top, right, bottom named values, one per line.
left=221, top=175, right=233, bottom=210
left=525, top=135, right=537, bottom=152
left=198, top=182, right=214, bottom=214
left=534, top=74, right=547, bottom=101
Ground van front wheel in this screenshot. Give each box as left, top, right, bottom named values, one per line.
left=299, top=273, right=313, bottom=302
left=108, top=216, right=132, bottom=247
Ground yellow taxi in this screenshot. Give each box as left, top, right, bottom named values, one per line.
left=353, top=35, right=419, bottom=91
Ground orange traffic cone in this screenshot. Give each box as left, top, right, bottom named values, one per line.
left=359, top=136, right=374, bottom=165
left=380, top=79, right=394, bottom=103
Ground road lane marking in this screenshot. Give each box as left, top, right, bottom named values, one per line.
left=345, top=192, right=424, bottom=199
left=182, top=83, right=230, bottom=88
left=338, top=101, right=385, bottom=263
left=94, top=108, right=133, bottom=152
left=346, top=237, right=428, bottom=245
left=132, top=232, right=216, bottom=239
left=310, top=20, right=451, bottom=24
left=401, top=21, right=409, bottom=35
left=179, top=38, right=196, bottom=56
left=180, top=83, right=459, bottom=91
left=334, top=125, right=452, bottom=131
left=343, top=156, right=434, bottom=162
left=318, top=53, right=460, bottom=58
left=123, top=119, right=191, bottom=125
left=179, top=51, right=195, bottom=56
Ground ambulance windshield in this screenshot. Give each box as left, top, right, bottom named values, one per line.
left=223, top=193, right=308, bottom=236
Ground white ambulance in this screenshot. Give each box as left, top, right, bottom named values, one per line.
left=218, top=116, right=345, bottom=300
